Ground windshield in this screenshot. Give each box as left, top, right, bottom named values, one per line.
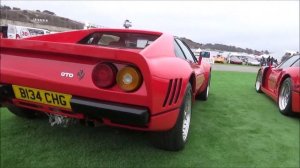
left=79, top=32, right=160, bottom=49
left=277, top=55, right=299, bottom=69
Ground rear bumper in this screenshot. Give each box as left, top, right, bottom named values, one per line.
left=0, top=84, right=178, bottom=131
left=71, top=97, right=149, bottom=126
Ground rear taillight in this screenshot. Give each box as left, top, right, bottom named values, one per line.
left=116, top=66, right=142, bottom=92
left=92, top=63, right=117, bottom=88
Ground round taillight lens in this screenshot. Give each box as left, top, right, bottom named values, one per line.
left=116, top=66, right=142, bottom=92
left=92, top=63, right=117, bottom=88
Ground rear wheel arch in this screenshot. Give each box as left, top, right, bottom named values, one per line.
left=260, top=68, right=267, bottom=82
left=150, top=83, right=192, bottom=151
left=278, top=77, right=293, bottom=115
left=258, top=67, right=269, bottom=86
left=277, top=74, right=291, bottom=94
left=189, top=73, right=196, bottom=93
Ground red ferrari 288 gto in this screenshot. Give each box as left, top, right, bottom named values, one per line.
left=255, top=55, right=300, bottom=115
left=0, top=28, right=211, bottom=150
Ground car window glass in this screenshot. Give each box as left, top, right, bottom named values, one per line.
left=79, top=32, right=160, bottom=49
left=277, top=56, right=299, bottom=69
left=98, top=34, right=120, bottom=46
left=291, top=59, right=300, bottom=67
left=175, top=39, right=196, bottom=62
left=174, top=40, right=186, bottom=60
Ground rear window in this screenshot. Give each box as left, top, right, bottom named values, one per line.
left=79, top=32, right=160, bottom=49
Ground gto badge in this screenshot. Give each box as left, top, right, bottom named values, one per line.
left=77, top=69, right=85, bottom=80
left=61, top=72, right=74, bottom=78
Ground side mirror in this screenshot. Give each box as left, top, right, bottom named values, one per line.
left=200, top=51, right=210, bottom=58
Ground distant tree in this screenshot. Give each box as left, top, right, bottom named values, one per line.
left=3, top=5, right=11, bottom=10
left=36, top=10, right=41, bottom=12
left=177, top=37, right=270, bottom=55
left=43, top=10, right=55, bottom=15
left=12, top=7, right=20, bottom=10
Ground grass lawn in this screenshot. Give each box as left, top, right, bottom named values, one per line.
left=1, top=71, right=299, bottom=168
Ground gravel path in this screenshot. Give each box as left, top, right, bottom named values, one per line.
left=211, top=64, right=260, bottom=73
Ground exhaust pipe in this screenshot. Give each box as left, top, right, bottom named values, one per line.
left=48, top=114, right=77, bottom=127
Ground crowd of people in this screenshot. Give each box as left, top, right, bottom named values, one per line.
left=260, top=56, right=278, bottom=66
left=260, top=52, right=299, bottom=67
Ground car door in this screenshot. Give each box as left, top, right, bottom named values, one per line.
left=174, top=39, right=204, bottom=92
left=268, top=56, right=299, bottom=93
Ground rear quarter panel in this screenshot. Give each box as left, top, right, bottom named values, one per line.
left=275, top=67, right=300, bottom=95
left=141, top=33, right=208, bottom=114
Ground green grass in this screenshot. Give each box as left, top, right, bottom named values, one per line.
left=1, top=71, right=299, bottom=168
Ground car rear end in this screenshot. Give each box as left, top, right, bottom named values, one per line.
left=0, top=31, right=178, bottom=131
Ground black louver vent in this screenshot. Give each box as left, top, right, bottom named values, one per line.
left=163, top=78, right=182, bottom=107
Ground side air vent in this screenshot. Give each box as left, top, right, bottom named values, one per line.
left=163, top=78, right=182, bottom=107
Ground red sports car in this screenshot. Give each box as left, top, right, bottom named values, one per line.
left=255, top=55, right=300, bottom=115
left=0, top=28, right=211, bottom=151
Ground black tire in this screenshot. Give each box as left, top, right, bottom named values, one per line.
left=197, top=74, right=211, bottom=100
left=255, top=70, right=263, bottom=93
left=151, top=83, right=192, bottom=151
left=278, top=78, right=293, bottom=116
left=7, top=105, right=43, bottom=119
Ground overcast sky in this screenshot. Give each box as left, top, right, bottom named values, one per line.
left=2, top=1, right=299, bottom=58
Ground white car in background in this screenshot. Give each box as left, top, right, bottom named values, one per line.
left=246, top=57, right=260, bottom=66
left=0, top=24, right=50, bottom=39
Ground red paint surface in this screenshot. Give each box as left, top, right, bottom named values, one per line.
left=259, top=64, right=300, bottom=113
left=0, top=28, right=211, bottom=131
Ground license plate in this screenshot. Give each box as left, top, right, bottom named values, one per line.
left=12, top=85, right=72, bottom=109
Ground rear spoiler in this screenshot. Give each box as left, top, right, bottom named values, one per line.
left=1, top=38, right=141, bottom=61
